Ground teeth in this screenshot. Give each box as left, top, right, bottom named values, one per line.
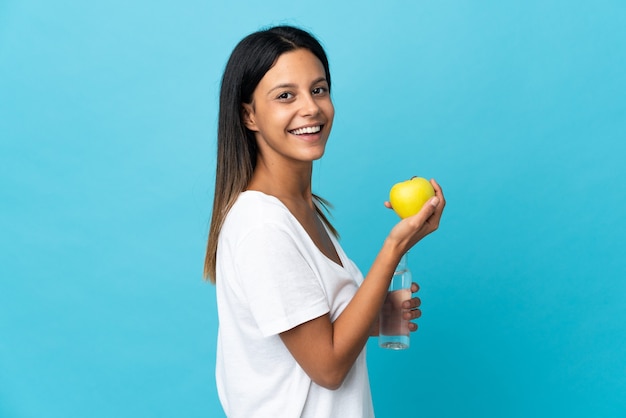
left=290, top=125, right=321, bottom=135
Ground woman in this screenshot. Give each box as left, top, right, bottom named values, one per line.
left=205, top=25, right=445, bottom=417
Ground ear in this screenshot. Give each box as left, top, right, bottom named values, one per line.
left=242, top=103, right=259, bottom=132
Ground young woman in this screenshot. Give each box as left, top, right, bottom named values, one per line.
left=205, top=25, right=445, bottom=417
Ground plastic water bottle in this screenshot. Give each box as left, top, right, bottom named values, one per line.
left=379, top=253, right=412, bottom=350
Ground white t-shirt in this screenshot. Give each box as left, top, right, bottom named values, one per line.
left=215, top=191, right=374, bottom=418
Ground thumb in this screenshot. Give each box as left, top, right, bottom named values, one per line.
left=407, top=196, right=439, bottom=222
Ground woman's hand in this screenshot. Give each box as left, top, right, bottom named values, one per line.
left=384, top=179, right=445, bottom=255
left=370, top=282, right=421, bottom=336
left=404, top=282, right=422, bottom=332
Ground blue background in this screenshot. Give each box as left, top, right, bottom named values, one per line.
left=1, top=1, right=625, bottom=417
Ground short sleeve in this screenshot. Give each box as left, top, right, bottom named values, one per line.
left=234, top=222, right=330, bottom=337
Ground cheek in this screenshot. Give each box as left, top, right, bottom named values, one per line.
left=265, top=106, right=294, bottom=128
left=253, top=106, right=290, bottom=133
left=325, top=102, right=335, bottom=126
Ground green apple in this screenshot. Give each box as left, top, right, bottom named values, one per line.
left=389, top=176, right=435, bottom=219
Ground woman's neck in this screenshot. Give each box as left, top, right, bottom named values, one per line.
left=247, top=156, right=314, bottom=203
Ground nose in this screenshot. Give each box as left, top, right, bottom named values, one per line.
left=299, top=93, right=321, bottom=117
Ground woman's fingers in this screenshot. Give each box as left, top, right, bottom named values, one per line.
left=404, top=282, right=421, bottom=326
left=404, top=307, right=421, bottom=320
left=430, top=178, right=446, bottom=214
left=402, top=296, right=420, bottom=309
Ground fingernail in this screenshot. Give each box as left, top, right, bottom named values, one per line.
left=430, top=197, right=440, bottom=207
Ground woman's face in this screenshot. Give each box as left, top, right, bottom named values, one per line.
left=243, top=48, right=334, bottom=165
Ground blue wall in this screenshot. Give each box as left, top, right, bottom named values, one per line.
left=1, top=1, right=624, bottom=417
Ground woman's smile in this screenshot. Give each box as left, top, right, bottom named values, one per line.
left=289, top=124, right=323, bottom=136
left=288, top=124, right=326, bottom=143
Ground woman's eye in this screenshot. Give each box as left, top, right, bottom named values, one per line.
left=277, top=92, right=293, bottom=100
left=312, top=87, right=328, bottom=95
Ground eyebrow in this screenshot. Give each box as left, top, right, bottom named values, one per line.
left=267, top=77, right=328, bottom=95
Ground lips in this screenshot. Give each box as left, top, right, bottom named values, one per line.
left=289, top=125, right=322, bottom=135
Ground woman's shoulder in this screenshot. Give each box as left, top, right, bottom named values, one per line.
left=231, top=190, right=288, bottom=215
left=223, top=191, right=294, bottom=233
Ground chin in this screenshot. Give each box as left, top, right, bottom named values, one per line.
left=307, top=146, right=327, bottom=161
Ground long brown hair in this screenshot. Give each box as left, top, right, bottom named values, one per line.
left=204, top=26, right=337, bottom=282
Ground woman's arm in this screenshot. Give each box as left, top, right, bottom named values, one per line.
left=279, top=179, right=445, bottom=390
